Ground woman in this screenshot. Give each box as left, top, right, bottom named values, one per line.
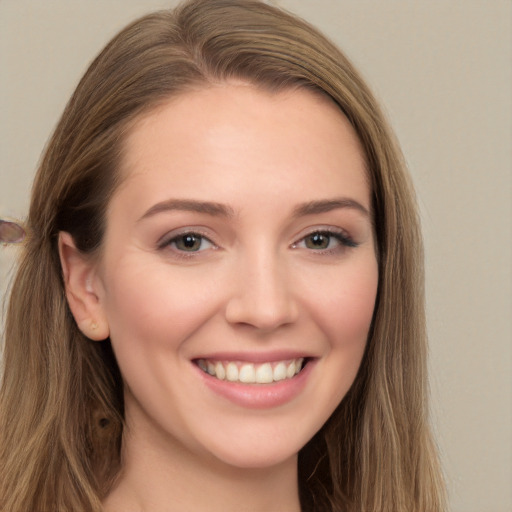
left=0, top=1, right=446, bottom=511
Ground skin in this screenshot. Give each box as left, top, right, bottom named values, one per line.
left=60, top=83, right=378, bottom=512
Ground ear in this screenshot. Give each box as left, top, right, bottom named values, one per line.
left=58, top=232, right=110, bottom=341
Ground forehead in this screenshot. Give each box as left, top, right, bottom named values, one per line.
left=113, top=83, right=370, bottom=216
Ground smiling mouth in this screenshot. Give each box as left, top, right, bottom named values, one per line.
left=194, top=358, right=307, bottom=384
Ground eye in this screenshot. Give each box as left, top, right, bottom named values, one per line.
left=304, top=232, right=334, bottom=250
left=293, top=230, right=357, bottom=251
left=161, top=232, right=215, bottom=253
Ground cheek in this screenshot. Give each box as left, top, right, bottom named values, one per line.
left=305, top=260, right=378, bottom=349
left=100, top=259, right=224, bottom=352
left=311, top=262, right=378, bottom=406
left=287, top=259, right=378, bottom=441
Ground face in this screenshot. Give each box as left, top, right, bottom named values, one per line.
left=92, top=84, right=378, bottom=470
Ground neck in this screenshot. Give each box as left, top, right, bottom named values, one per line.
left=103, top=421, right=301, bottom=512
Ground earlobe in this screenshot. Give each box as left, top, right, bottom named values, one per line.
left=58, top=232, right=109, bottom=341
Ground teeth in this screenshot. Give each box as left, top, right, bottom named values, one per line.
left=206, top=361, right=216, bottom=376
left=215, top=361, right=226, bottom=380
left=239, top=364, right=256, bottom=383
left=196, top=358, right=306, bottom=384
left=256, top=363, right=273, bottom=383
left=273, top=362, right=287, bottom=381
left=226, top=362, right=238, bottom=382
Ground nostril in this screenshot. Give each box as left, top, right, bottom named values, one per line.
left=224, top=291, right=299, bottom=331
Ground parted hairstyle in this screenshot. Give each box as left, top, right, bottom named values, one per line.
left=0, top=1, right=446, bottom=511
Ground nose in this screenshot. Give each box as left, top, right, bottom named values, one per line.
left=224, top=250, right=299, bottom=332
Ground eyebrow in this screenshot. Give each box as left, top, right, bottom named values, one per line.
left=292, top=198, right=370, bottom=218
left=138, top=199, right=235, bottom=221
left=138, top=197, right=369, bottom=222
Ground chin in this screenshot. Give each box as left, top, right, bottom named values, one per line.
left=211, top=444, right=301, bottom=471
left=193, top=421, right=316, bottom=471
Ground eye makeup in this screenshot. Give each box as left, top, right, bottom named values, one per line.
left=294, top=229, right=357, bottom=250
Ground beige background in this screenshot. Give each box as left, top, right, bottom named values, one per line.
left=1, top=1, right=511, bottom=511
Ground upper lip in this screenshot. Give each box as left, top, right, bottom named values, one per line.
left=192, top=350, right=316, bottom=364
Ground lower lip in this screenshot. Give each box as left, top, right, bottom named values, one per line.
left=194, top=360, right=315, bottom=409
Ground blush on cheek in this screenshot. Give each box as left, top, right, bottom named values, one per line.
left=320, top=277, right=377, bottom=341
left=105, top=269, right=223, bottom=353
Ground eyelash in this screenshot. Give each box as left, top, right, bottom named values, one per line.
left=158, top=228, right=358, bottom=258
left=292, top=229, right=358, bottom=254
left=158, top=230, right=217, bottom=258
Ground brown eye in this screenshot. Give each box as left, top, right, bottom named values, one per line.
left=162, top=232, right=215, bottom=253
left=304, top=232, right=331, bottom=250
left=174, top=234, right=203, bottom=252
left=293, top=230, right=357, bottom=252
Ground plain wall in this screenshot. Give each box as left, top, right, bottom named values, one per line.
left=1, top=1, right=511, bottom=511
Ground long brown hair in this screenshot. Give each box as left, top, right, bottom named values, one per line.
left=0, top=1, right=445, bottom=510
